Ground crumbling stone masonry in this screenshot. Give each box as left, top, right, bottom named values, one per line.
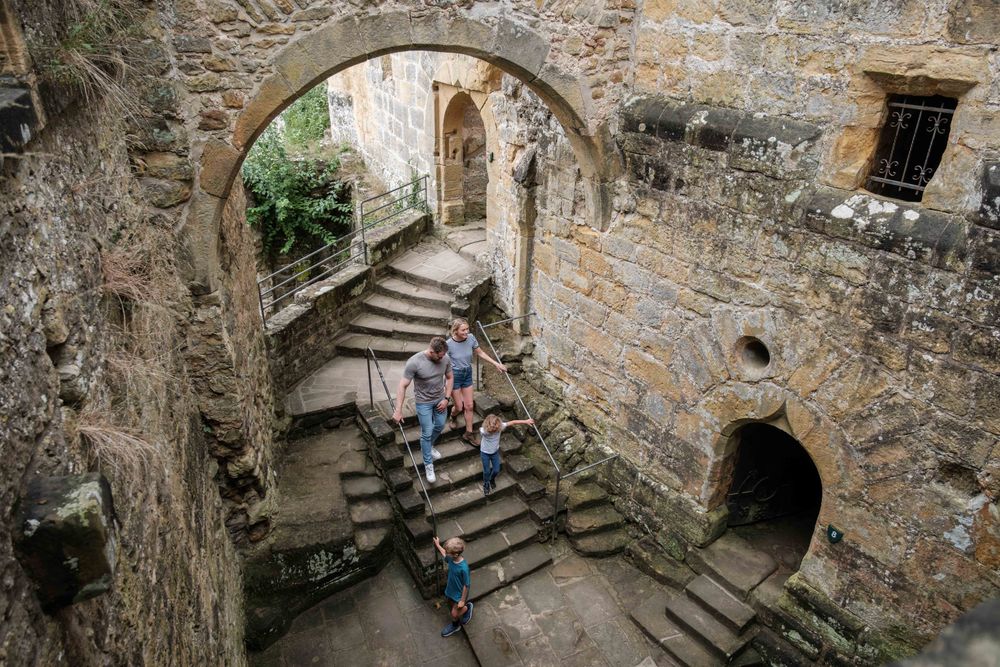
left=2, top=0, right=999, bottom=663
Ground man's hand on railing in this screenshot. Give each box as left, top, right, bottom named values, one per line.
left=392, top=408, right=403, bottom=424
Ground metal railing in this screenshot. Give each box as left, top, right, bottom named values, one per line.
left=476, top=318, right=618, bottom=541
left=256, top=175, right=429, bottom=322
left=364, top=346, right=443, bottom=590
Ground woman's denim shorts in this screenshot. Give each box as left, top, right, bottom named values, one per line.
left=453, top=366, right=473, bottom=389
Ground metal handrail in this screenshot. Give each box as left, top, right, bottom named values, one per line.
left=257, top=176, right=429, bottom=323
left=364, top=346, right=443, bottom=590
left=476, top=317, right=619, bottom=541
left=475, top=320, right=563, bottom=540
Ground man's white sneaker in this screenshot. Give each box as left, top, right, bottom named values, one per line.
left=425, top=463, right=436, bottom=483
left=431, top=448, right=442, bottom=460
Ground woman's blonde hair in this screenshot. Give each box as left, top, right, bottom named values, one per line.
left=482, top=414, right=503, bottom=433
left=450, top=317, right=469, bottom=337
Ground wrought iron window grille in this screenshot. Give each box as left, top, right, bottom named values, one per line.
left=865, top=94, right=957, bottom=203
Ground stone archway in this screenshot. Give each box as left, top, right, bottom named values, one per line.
left=184, top=10, right=620, bottom=295
left=437, top=90, right=485, bottom=225
left=721, top=421, right=823, bottom=574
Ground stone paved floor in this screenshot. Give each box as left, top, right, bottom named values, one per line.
left=285, top=356, right=408, bottom=416
left=248, top=540, right=679, bottom=667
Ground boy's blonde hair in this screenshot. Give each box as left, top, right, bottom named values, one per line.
left=444, top=537, right=465, bottom=555
left=482, top=414, right=503, bottom=433
left=449, top=317, right=469, bottom=337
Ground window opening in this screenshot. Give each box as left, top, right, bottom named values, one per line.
left=866, top=94, right=957, bottom=202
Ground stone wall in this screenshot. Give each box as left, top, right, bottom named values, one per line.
left=0, top=10, right=247, bottom=665
left=326, top=52, right=437, bottom=191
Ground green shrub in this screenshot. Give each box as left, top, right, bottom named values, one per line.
left=283, top=86, right=331, bottom=150
left=241, top=124, right=352, bottom=258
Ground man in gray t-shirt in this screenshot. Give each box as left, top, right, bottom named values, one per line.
left=393, top=337, right=454, bottom=483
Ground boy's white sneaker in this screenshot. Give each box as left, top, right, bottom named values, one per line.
left=431, top=448, right=442, bottom=460
left=425, top=463, right=436, bottom=483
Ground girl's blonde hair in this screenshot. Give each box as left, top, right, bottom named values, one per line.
left=450, top=317, right=469, bottom=337
left=444, top=537, right=465, bottom=555
left=482, top=414, right=503, bottom=433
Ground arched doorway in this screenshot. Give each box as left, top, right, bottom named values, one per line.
left=723, top=422, right=822, bottom=573
left=437, top=91, right=489, bottom=225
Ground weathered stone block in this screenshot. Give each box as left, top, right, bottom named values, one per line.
left=15, top=474, right=116, bottom=612
left=974, top=162, right=1000, bottom=230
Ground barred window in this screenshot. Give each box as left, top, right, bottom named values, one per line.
left=866, top=94, right=957, bottom=203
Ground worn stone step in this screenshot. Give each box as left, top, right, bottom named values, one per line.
left=665, top=593, right=751, bottom=662
left=399, top=436, right=481, bottom=469
left=348, top=498, right=393, bottom=528
left=529, top=497, right=562, bottom=525
left=375, top=275, right=453, bottom=308
left=335, top=333, right=425, bottom=361
left=686, top=575, right=756, bottom=634
left=470, top=542, right=552, bottom=602
left=417, top=517, right=539, bottom=569
left=363, top=293, right=451, bottom=326
left=387, top=254, right=466, bottom=293
left=395, top=487, right=425, bottom=518
left=566, top=481, right=609, bottom=510
left=516, top=476, right=546, bottom=501
left=342, top=476, right=386, bottom=501
left=355, top=526, right=391, bottom=554
left=409, top=455, right=493, bottom=496
left=631, top=593, right=722, bottom=667
left=569, top=528, right=629, bottom=557
left=405, top=492, right=529, bottom=543
left=385, top=466, right=411, bottom=491
left=628, top=536, right=697, bottom=590
left=565, top=505, right=625, bottom=537
left=687, top=533, right=778, bottom=600
left=347, top=312, right=445, bottom=342
left=505, top=454, right=535, bottom=477
left=429, top=473, right=517, bottom=519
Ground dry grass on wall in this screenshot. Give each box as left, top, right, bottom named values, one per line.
left=63, top=221, right=248, bottom=664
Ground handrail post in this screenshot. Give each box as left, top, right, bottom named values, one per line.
left=553, top=472, right=561, bottom=542
left=366, top=353, right=373, bottom=409
left=365, top=347, right=444, bottom=593
left=258, top=280, right=267, bottom=324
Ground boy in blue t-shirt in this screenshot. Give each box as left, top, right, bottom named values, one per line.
left=433, top=536, right=473, bottom=636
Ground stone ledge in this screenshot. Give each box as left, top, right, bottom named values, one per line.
left=801, top=186, right=968, bottom=272
left=621, top=96, right=822, bottom=183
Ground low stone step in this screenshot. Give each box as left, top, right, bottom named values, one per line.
left=335, top=333, right=424, bottom=361
left=347, top=312, right=445, bottom=342
left=363, top=293, right=451, bottom=326
left=355, top=526, right=391, bottom=554
left=569, top=528, right=629, bottom=557
left=399, top=438, right=481, bottom=470
left=408, top=455, right=492, bottom=496
left=505, top=454, right=535, bottom=477
left=342, top=476, right=386, bottom=501
left=628, top=537, right=697, bottom=590
left=375, top=275, right=452, bottom=308
left=686, top=575, right=756, bottom=634
left=428, top=473, right=517, bottom=519
left=565, top=505, right=624, bottom=537
left=470, top=543, right=552, bottom=601
left=517, top=476, right=546, bottom=501
left=687, top=533, right=778, bottom=600
left=405, top=493, right=529, bottom=543
left=348, top=498, right=393, bottom=528
left=665, top=594, right=750, bottom=662
left=387, top=256, right=465, bottom=293
left=631, top=593, right=722, bottom=667
left=417, top=517, right=539, bottom=569
left=386, top=467, right=411, bottom=491
left=566, top=481, right=609, bottom=510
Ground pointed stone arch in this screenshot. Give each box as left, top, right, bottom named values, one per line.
left=185, top=10, right=619, bottom=293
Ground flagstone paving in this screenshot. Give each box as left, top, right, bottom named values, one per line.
left=249, top=540, right=681, bottom=667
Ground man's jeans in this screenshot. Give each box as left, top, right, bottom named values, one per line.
left=415, top=402, right=446, bottom=466
left=481, top=450, right=501, bottom=486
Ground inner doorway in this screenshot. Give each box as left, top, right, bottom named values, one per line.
left=724, top=423, right=822, bottom=573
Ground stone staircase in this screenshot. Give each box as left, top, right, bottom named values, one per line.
left=564, top=479, right=630, bottom=557
left=631, top=532, right=777, bottom=666
left=360, top=401, right=554, bottom=600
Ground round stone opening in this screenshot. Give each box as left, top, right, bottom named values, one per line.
left=737, top=337, right=771, bottom=371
